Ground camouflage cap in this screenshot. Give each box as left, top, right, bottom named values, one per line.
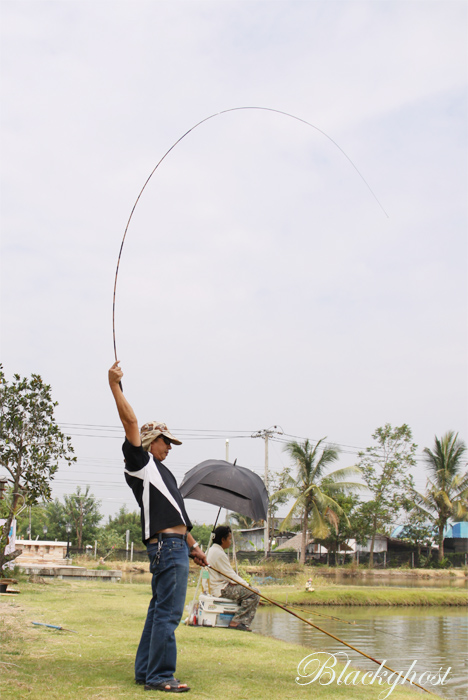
left=140, top=421, right=182, bottom=451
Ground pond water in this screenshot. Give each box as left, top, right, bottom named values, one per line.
left=251, top=606, right=467, bottom=700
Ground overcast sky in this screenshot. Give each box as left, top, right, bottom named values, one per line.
left=1, top=1, right=467, bottom=527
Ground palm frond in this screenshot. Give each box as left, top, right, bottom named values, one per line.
left=324, top=506, right=340, bottom=533
left=321, top=480, right=367, bottom=494
left=452, top=501, right=468, bottom=520
left=309, top=502, right=332, bottom=539
left=278, top=497, right=304, bottom=531
left=271, top=486, right=299, bottom=500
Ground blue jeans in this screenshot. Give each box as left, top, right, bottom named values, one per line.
left=135, top=537, right=189, bottom=685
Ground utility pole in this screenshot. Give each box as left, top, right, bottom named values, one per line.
left=252, top=425, right=283, bottom=554
left=225, top=439, right=230, bottom=524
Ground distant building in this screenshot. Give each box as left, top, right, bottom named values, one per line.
left=353, top=535, right=388, bottom=553
left=14, top=539, right=69, bottom=566
left=444, top=522, right=468, bottom=553
left=234, top=527, right=296, bottom=552
left=275, top=532, right=320, bottom=555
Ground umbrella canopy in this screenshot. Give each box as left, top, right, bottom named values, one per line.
left=179, top=459, right=268, bottom=521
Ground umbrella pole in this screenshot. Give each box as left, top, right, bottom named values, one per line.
left=206, top=564, right=434, bottom=696
left=212, top=507, right=222, bottom=530
left=231, top=526, right=238, bottom=574
left=185, top=508, right=222, bottom=624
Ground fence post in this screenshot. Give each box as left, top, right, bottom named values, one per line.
left=131, top=542, right=134, bottom=562
left=411, top=552, right=414, bottom=568
left=383, top=552, right=387, bottom=568
left=357, top=550, right=359, bottom=566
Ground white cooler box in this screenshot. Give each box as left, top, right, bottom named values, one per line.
left=197, top=593, right=239, bottom=628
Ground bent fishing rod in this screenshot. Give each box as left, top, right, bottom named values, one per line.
left=112, top=106, right=388, bottom=364
left=206, top=563, right=433, bottom=696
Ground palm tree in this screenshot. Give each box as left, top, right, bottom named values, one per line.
left=413, top=431, right=468, bottom=562
left=278, top=438, right=363, bottom=564
left=230, top=513, right=263, bottom=530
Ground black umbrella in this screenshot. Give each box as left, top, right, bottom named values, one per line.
left=179, top=459, right=268, bottom=521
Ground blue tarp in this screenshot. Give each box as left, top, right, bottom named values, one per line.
left=452, top=522, right=468, bottom=538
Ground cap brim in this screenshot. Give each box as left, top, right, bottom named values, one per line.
left=164, top=431, right=182, bottom=445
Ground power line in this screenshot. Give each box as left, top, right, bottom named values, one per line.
left=56, top=422, right=431, bottom=461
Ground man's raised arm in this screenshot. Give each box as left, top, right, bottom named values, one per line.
left=108, top=361, right=141, bottom=446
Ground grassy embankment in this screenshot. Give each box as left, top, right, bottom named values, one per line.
left=113, top=558, right=468, bottom=606
left=1, top=578, right=433, bottom=700
left=254, top=583, right=467, bottom=607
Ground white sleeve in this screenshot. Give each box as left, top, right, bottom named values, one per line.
left=211, top=547, right=246, bottom=586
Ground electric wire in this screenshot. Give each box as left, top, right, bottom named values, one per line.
left=55, top=422, right=430, bottom=463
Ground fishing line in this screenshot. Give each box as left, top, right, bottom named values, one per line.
left=301, top=609, right=409, bottom=643
left=112, top=106, right=388, bottom=362
left=206, top=564, right=434, bottom=695
left=281, top=603, right=356, bottom=625
left=285, top=602, right=412, bottom=641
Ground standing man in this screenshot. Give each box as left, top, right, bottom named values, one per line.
left=109, top=361, right=207, bottom=693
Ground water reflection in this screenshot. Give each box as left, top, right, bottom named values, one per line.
left=251, top=606, right=467, bottom=700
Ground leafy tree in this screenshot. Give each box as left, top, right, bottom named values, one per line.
left=355, top=424, right=417, bottom=568
left=279, top=438, right=363, bottom=564
left=190, top=523, right=213, bottom=550
left=42, top=498, right=70, bottom=541
left=13, top=501, right=49, bottom=539
left=63, top=486, right=102, bottom=548
left=315, top=487, right=362, bottom=561
left=412, top=431, right=468, bottom=562
left=399, top=509, right=434, bottom=560
left=12, top=497, right=71, bottom=542
left=0, top=368, right=75, bottom=574
left=97, top=528, right=125, bottom=554
left=101, top=505, right=141, bottom=545
left=230, top=513, right=263, bottom=530
left=267, top=466, right=294, bottom=549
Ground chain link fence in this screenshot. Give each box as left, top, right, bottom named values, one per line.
left=306, top=550, right=468, bottom=568
left=69, top=547, right=148, bottom=562
left=68, top=547, right=467, bottom=568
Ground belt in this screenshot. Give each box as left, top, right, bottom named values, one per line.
left=148, top=532, right=188, bottom=544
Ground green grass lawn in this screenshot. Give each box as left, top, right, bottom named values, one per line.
left=254, top=583, right=468, bottom=607
left=0, top=578, right=439, bottom=700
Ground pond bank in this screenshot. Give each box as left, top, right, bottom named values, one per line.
left=308, top=566, right=467, bottom=580
left=244, top=564, right=467, bottom=579
left=252, top=584, right=468, bottom=606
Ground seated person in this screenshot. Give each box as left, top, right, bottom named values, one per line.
left=206, top=525, right=260, bottom=631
